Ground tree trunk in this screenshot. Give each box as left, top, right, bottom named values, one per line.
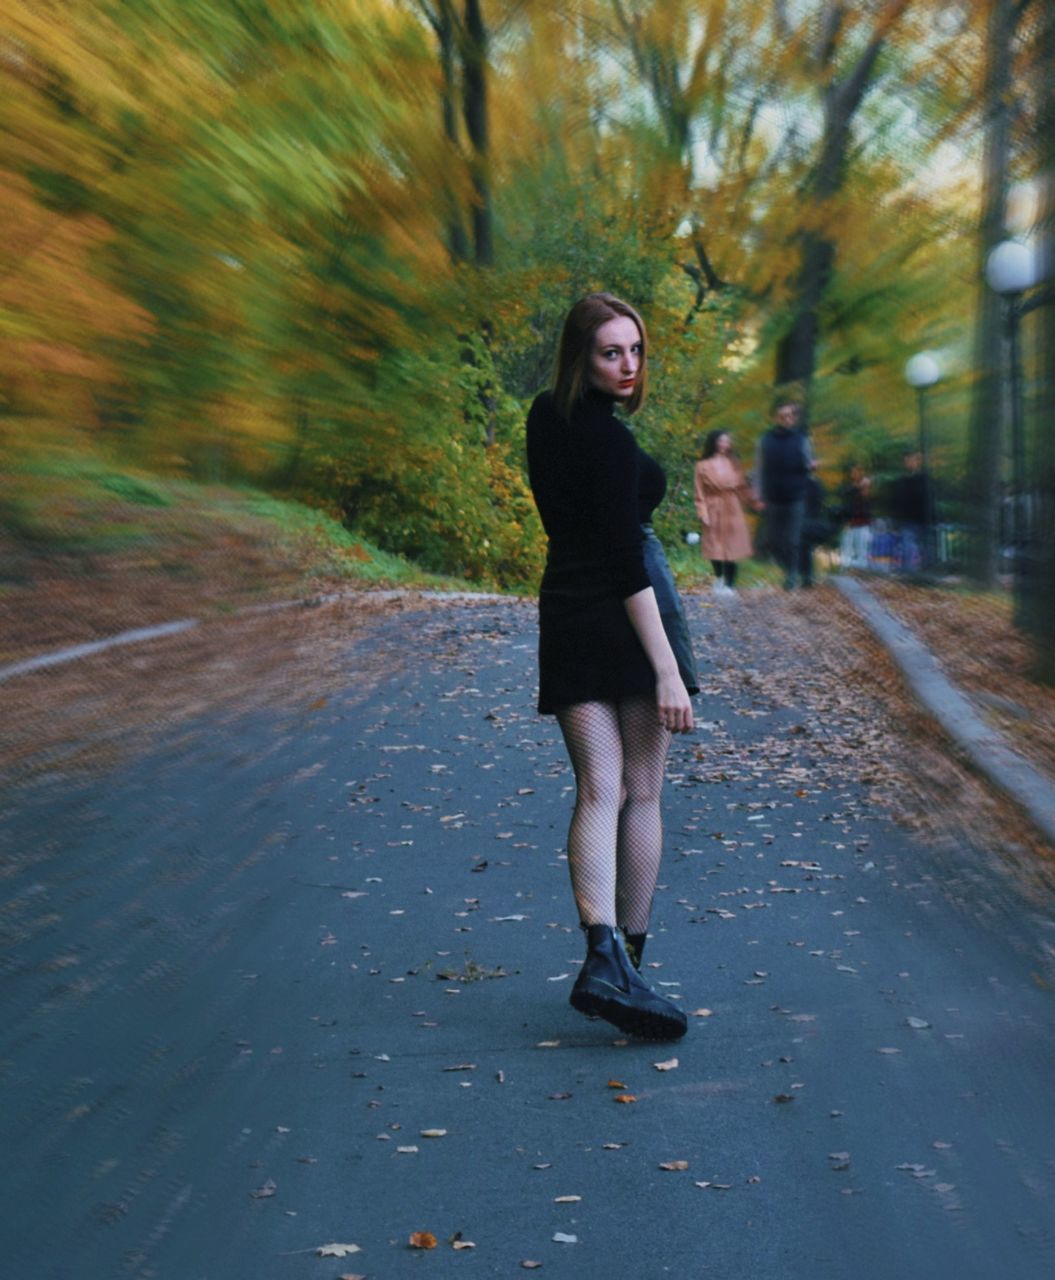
left=963, top=0, right=1014, bottom=588
left=776, top=232, right=835, bottom=387
left=1021, top=1, right=1055, bottom=679
left=462, top=0, right=493, bottom=268
left=773, top=4, right=904, bottom=397
left=438, top=2, right=470, bottom=263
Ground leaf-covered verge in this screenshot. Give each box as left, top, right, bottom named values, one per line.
left=868, top=577, right=1055, bottom=783
left=0, top=451, right=479, bottom=663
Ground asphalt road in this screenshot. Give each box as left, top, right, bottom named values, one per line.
left=3, top=594, right=1054, bottom=1279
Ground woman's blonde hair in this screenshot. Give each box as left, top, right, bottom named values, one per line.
left=552, top=292, right=648, bottom=422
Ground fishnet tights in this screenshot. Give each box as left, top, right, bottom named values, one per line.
left=555, top=697, right=672, bottom=935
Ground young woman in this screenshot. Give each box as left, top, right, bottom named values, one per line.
left=525, top=293, right=699, bottom=1041
left=693, top=429, right=754, bottom=596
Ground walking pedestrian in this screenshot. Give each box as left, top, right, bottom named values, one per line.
left=839, top=465, right=873, bottom=569
left=693, top=429, right=754, bottom=597
left=752, top=396, right=812, bottom=589
left=887, top=449, right=932, bottom=573
left=525, top=292, right=698, bottom=1041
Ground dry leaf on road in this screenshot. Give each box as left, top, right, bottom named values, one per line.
left=409, top=1231, right=438, bottom=1250
left=316, top=1243, right=361, bottom=1258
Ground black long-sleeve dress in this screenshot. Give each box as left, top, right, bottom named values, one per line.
left=526, top=388, right=699, bottom=714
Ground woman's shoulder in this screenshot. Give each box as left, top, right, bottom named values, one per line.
left=528, top=388, right=556, bottom=420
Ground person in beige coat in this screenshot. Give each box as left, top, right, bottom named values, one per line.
left=693, top=429, right=754, bottom=596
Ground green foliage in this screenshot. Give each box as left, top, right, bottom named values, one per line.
left=96, top=472, right=172, bottom=506
left=328, top=332, right=543, bottom=590
left=0, top=0, right=1010, bottom=596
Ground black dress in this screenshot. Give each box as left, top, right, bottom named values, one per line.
left=526, top=388, right=699, bottom=714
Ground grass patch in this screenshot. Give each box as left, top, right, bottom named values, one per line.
left=0, top=446, right=482, bottom=593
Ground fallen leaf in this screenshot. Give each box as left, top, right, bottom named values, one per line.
left=548, top=1092, right=572, bottom=1101
left=396, top=1146, right=419, bottom=1154
left=520, top=1262, right=543, bottom=1270
left=421, top=1129, right=448, bottom=1138
left=338, top=1274, right=366, bottom=1280
left=316, top=1243, right=361, bottom=1258
left=602, top=1143, right=624, bottom=1150
left=554, top=1195, right=582, bottom=1203
left=444, top=1063, right=477, bottom=1072
left=653, top=1058, right=679, bottom=1071
left=906, top=1016, right=931, bottom=1029
left=691, top=1008, right=713, bottom=1018
left=250, top=1179, right=277, bottom=1199
left=537, top=1041, right=560, bottom=1049
left=552, top=1232, right=578, bottom=1244
left=614, top=1094, right=637, bottom=1104
left=607, top=1079, right=626, bottom=1089
left=409, top=1231, right=438, bottom=1250
left=659, top=1160, right=689, bottom=1171
left=452, top=1240, right=476, bottom=1251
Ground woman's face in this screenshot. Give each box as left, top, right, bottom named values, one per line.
left=588, top=316, right=643, bottom=400
left=715, top=433, right=732, bottom=455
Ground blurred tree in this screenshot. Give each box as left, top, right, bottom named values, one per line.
left=963, top=0, right=1020, bottom=586
left=772, top=1, right=912, bottom=400
left=409, top=0, right=495, bottom=267
left=0, top=0, right=1004, bottom=588
left=1016, top=0, right=1055, bottom=677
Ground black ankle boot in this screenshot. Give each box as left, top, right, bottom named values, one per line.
left=622, top=931, right=647, bottom=970
left=569, top=925, right=687, bottom=1041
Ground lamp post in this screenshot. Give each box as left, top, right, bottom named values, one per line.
left=985, top=239, right=1037, bottom=589
left=904, top=351, right=941, bottom=567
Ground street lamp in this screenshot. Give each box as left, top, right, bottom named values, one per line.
left=985, top=239, right=1038, bottom=587
left=904, top=351, right=941, bottom=566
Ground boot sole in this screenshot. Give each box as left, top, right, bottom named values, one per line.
left=570, top=979, right=687, bottom=1041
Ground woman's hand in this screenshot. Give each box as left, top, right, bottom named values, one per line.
left=656, top=673, right=694, bottom=734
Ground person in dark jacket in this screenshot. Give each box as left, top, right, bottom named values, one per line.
left=752, top=396, right=813, bottom=589
left=887, top=449, right=932, bottom=572
left=525, top=292, right=697, bottom=1041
